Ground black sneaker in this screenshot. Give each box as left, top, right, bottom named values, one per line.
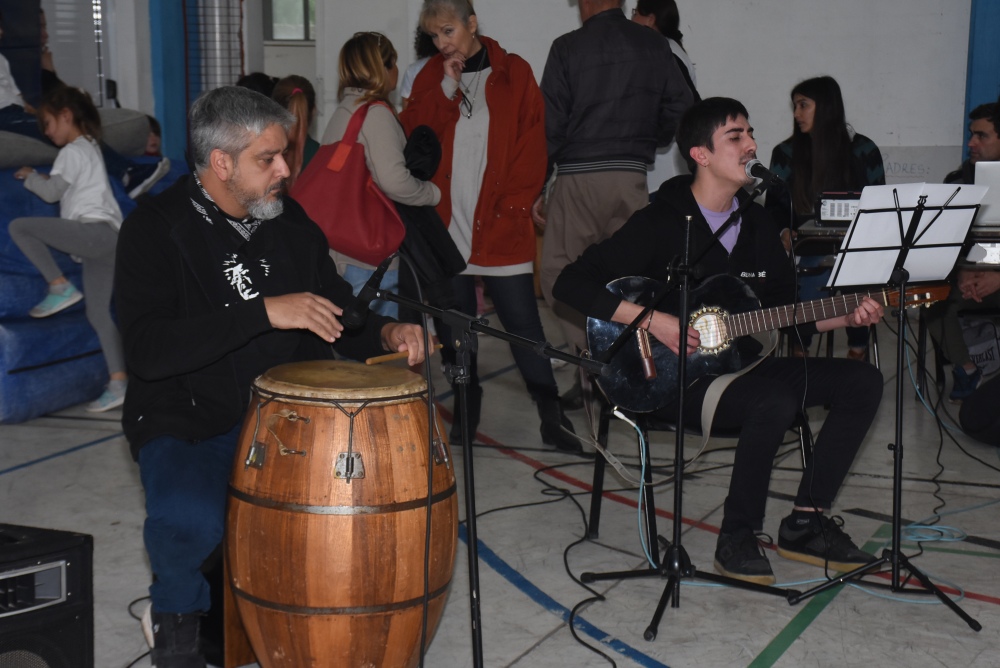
left=949, top=365, right=982, bottom=403
left=714, top=528, right=775, bottom=585
left=150, top=611, right=206, bottom=668
left=777, top=514, right=877, bottom=572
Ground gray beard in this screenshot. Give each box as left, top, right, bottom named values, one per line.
left=245, top=194, right=284, bottom=220
left=229, top=174, right=286, bottom=221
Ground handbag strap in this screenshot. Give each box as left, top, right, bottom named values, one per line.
left=327, top=101, right=391, bottom=172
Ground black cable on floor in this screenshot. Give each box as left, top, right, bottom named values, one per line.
left=124, top=595, right=151, bottom=668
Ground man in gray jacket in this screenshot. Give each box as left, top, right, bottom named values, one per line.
left=533, top=0, right=693, bottom=404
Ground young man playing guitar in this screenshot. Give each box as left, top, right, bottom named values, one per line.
left=553, top=97, right=886, bottom=584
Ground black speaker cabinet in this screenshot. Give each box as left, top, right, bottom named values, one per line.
left=0, top=524, right=93, bottom=668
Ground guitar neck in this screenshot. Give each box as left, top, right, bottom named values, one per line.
left=725, top=289, right=890, bottom=338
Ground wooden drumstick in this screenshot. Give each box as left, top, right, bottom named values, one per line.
left=366, top=343, right=443, bottom=365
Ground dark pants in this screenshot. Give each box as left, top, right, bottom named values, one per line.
left=138, top=424, right=241, bottom=613
left=436, top=273, right=559, bottom=401
left=0, top=104, right=45, bottom=141
left=657, top=356, right=883, bottom=534
left=960, top=375, right=1000, bottom=445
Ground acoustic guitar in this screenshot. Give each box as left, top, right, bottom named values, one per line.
left=586, top=274, right=950, bottom=413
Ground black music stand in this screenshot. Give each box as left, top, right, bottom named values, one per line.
left=580, top=206, right=799, bottom=643
left=788, top=183, right=984, bottom=631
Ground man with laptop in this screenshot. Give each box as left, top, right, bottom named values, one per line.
left=926, top=102, right=1000, bottom=402
left=945, top=103, right=1000, bottom=184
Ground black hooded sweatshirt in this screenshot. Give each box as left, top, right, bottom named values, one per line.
left=553, top=174, right=816, bottom=365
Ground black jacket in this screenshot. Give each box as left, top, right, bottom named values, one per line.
left=945, top=159, right=975, bottom=185
left=540, top=8, right=693, bottom=175
left=553, top=174, right=814, bottom=363
left=115, top=175, right=392, bottom=457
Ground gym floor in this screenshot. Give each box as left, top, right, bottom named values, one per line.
left=1, top=301, right=998, bottom=668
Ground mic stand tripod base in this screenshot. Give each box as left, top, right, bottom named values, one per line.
left=786, top=545, right=981, bottom=631
left=581, top=540, right=799, bottom=641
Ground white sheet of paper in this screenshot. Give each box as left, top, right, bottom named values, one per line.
left=827, top=183, right=987, bottom=287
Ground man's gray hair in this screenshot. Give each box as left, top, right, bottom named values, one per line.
left=189, top=86, right=294, bottom=171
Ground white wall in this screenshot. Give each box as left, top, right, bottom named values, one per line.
left=90, top=1, right=969, bottom=179
left=263, top=41, right=317, bottom=81
left=105, top=0, right=153, bottom=113
left=312, top=0, right=971, bottom=182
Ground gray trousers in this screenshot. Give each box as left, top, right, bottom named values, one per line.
left=540, top=170, right=650, bottom=352
left=8, top=216, right=126, bottom=376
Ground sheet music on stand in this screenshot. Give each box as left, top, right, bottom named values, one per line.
left=827, top=183, right=988, bottom=289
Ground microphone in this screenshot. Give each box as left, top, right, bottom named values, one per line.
left=341, top=253, right=396, bottom=329
left=744, top=159, right=783, bottom=186
left=635, top=329, right=657, bottom=381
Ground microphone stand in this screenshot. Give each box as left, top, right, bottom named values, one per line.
left=583, top=181, right=797, bottom=643
left=375, top=288, right=606, bottom=668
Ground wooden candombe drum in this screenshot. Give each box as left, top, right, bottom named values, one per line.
left=226, top=360, right=458, bottom=667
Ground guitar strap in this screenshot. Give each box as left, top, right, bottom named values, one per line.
left=692, top=330, right=779, bottom=461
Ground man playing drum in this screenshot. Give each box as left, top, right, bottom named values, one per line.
left=114, top=86, right=427, bottom=668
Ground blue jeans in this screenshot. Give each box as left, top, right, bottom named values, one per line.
left=436, top=273, right=559, bottom=400
left=343, top=264, right=399, bottom=319
left=138, top=424, right=241, bottom=613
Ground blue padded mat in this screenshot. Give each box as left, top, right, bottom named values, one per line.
left=0, top=311, right=107, bottom=423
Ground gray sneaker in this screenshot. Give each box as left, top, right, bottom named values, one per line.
left=85, top=380, right=126, bottom=412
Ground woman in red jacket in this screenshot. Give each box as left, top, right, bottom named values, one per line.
left=401, top=0, right=581, bottom=454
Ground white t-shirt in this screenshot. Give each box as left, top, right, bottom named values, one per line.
left=51, top=136, right=123, bottom=228
left=0, top=54, right=24, bottom=109
left=399, top=57, right=430, bottom=101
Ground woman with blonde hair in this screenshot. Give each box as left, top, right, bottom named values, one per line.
left=320, top=31, right=440, bottom=318
left=401, top=0, right=582, bottom=454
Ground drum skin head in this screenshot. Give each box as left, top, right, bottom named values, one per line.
left=255, top=360, right=426, bottom=401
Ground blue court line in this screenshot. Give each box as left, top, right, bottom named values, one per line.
left=459, top=524, right=671, bottom=668
left=0, top=433, right=123, bottom=477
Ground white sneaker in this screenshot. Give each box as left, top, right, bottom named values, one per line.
left=127, top=158, right=171, bottom=199
left=141, top=602, right=155, bottom=648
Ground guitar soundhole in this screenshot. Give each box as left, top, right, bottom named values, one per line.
left=692, top=309, right=729, bottom=353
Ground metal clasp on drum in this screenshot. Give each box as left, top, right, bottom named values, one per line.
left=335, top=452, right=366, bottom=480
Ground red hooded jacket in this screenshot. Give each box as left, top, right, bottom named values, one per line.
left=400, top=36, right=545, bottom=267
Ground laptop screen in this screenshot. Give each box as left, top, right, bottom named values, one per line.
left=814, top=192, right=862, bottom=227
left=973, top=161, right=1000, bottom=226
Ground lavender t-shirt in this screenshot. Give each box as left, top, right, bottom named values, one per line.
left=698, top=197, right=741, bottom=254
